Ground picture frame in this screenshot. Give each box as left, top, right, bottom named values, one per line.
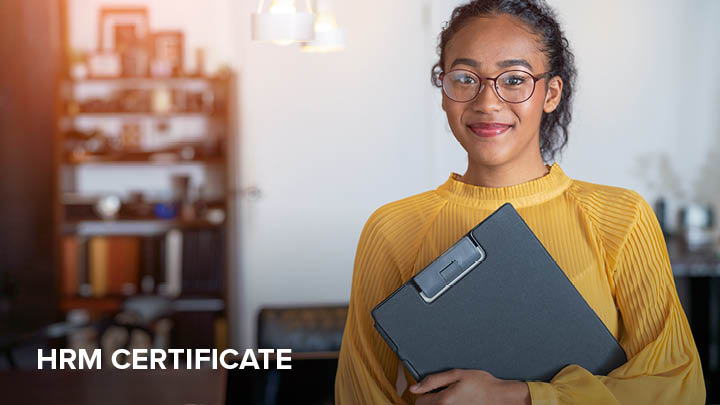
left=98, top=8, right=149, bottom=52
left=151, top=31, right=184, bottom=77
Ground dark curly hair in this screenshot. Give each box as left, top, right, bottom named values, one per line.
left=431, top=0, right=577, bottom=163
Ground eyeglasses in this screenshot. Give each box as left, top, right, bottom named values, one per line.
left=440, top=69, right=550, bottom=104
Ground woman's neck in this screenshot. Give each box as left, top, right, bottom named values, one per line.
left=458, top=155, right=549, bottom=188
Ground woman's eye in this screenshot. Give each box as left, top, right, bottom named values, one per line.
left=502, top=76, right=526, bottom=86
left=454, top=75, right=477, bottom=85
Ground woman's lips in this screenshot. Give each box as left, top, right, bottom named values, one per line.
left=467, top=122, right=512, bottom=138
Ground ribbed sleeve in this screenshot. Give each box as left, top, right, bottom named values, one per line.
left=334, top=208, right=404, bottom=404
left=335, top=192, right=446, bottom=404
left=527, top=194, right=705, bottom=405
left=334, top=164, right=705, bottom=404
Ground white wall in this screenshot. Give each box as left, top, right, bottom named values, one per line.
left=549, top=0, right=720, bottom=208
left=229, top=0, right=440, bottom=349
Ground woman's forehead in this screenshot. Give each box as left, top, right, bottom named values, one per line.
left=444, top=14, right=546, bottom=71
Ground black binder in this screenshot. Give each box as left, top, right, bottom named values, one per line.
left=371, top=203, right=626, bottom=383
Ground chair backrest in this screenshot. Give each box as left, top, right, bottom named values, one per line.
left=256, top=305, right=348, bottom=352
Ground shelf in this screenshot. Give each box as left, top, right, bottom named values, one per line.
left=64, top=112, right=214, bottom=118
left=671, top=262, right=720, bottom=277
left=61, top=219, right=225, bottom=236
left=63, top=155, right=224, bottom=166
left=668, top=239, right=720, bottom=277
left=65, top=76, right=228, bottom=86
left=60, top=295, right=225, bottom=313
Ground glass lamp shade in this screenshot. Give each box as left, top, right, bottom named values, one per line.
left=251, top=12, right=315, bottom=44
left=300, top=27, right=345, bottom=53
left=300, top=2, right=344, bottom=53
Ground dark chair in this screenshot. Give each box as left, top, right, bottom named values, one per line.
left=257, top=305, right=348, bottom=353
left=226, top=304, right=348, bottom=405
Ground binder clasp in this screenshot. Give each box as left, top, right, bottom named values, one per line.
left=414, top=236, right=485, bottom=303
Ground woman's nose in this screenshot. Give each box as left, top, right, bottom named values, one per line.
left=471, top=80, right=503, bottom=112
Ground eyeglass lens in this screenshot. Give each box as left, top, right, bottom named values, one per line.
left=442, top=70, right=537, bottom=103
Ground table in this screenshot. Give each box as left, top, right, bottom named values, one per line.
left=0, top=368, right=226, bottom=405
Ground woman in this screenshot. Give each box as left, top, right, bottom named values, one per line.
left=334, top=0, right=705, bottom=403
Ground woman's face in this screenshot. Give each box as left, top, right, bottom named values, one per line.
left=441, top=14, right=563, bottom=168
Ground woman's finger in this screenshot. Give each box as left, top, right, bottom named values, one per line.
left=409, top=369, right=463, bottom=394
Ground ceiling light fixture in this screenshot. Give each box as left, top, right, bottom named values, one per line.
left=301, top=0, right=345, bottom=53
left=251, top=0, right=315, bottom=46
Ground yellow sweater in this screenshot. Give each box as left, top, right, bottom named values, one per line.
left=334, top=163, right=705, bottom=404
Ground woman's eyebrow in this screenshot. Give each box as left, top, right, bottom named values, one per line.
left=449, top=57, right=534, bottom=70
left=450, top=57, right=478, bottom=68
left=496, top=58, right=533, bottom=70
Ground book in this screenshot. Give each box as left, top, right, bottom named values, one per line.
left=61, top=235, right=79, bottom=296
left=107, top=236, right=140, bottom=295
left=88, top=236, right=109, bottom=297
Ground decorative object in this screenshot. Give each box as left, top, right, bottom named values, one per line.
left=152, top=31, right=184, bottom=77
left=171, top=174, right=192, bottom=203
left=97, top=8, right=150, bottom=77
left=120, top=123, right=142, bottom=151
left=98, top=8, right=149, bottom=53
left=153, top=202, right=177, bottom=219
left=151, top=87, right=173, bottom=113
left=120, top=38, right=150, bottom=77
left=251, top=0, right=315, bottom=45
left=68, top=50, right=89, bottom=79
left=693, top=130, right=720, bottom=221
left=194, top=48, right=206, bottom=76
left=301, top=0, right=345, bottom=53
left=114, top=23, right=137, bottom=54
left=205, top=208, right=226, bottom=224
left=87, top=52, right=122, bottom=78
left=150, top=59, right=173, bottom=77
left=678, top=203, right=716, bottom=252
left=70, top=62, right=89, bottom=80
left=170, top=174, right=194, bottom=223
left=94, top=195, right=121, bottom=220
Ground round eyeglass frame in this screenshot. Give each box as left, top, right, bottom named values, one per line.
left=439, top=69, right=551, bottom=104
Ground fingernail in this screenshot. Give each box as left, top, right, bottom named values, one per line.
left=409, top=383, right=419, bottom=391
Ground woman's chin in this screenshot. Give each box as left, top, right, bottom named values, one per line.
left=465, top=145, right=515, bottom=167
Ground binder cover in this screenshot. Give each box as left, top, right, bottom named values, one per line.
left=371, top=203, right=627, bottom=383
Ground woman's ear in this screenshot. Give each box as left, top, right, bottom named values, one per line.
left=543, top=75, right=563, bottom=113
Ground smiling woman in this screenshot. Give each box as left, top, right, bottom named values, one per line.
left=334, top=0, right=705, bottom=404
left=435, top=10, right=568, bottom=187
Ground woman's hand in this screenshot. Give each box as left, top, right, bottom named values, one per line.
left=409, top=369, right=531, bottom=405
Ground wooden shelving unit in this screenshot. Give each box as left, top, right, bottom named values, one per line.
left=54, top=5, right=235, bottom=350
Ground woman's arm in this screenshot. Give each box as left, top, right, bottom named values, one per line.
left=335, top=211, right=409, bottom=404
left=527, top=198, right=706, bottom=404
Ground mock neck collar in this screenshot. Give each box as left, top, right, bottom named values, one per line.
left=435, top=163, right=572, bottom=209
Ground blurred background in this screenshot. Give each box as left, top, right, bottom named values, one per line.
left=1, top=0, right=719, bottom=404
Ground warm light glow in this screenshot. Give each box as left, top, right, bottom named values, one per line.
left=269, top=0, right=297, bottom=14
left=300, top=44, right=344, bottom=53
left=314, top=13, right=338, bottom=33
left=272, top=39, right=295, bottom=46
left=300, top=3, right=344, bottom=53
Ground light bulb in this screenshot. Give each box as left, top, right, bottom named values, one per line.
left=269, top=0, right=296, bottom=14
